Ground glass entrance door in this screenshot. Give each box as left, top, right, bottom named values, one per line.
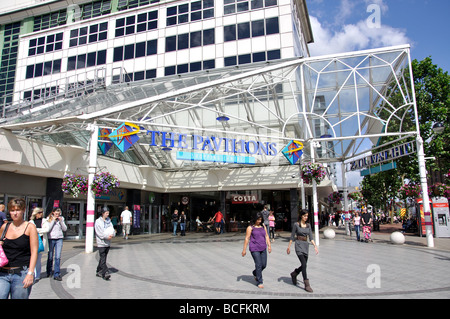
left=64, top=202, right=83, bottom=239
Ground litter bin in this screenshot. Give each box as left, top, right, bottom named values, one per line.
left=373, top=220, right=380, bottom=231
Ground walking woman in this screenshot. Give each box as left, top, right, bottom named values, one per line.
left=287, top=210, right=318, bottom=293
left=242, top=212, right=271, bottom=289
left=353, top=211, right=361, bottom=242
left=29, top=207, right=49, bottom=282
left=44, top=207, right=67, bottom=281
left=0, top=198, right=38, bottom=299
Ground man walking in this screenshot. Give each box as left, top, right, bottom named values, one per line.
left=120, top=206, right=132, bottom=240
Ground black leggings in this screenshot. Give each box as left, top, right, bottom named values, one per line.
left=295, top=253, right=309, bottom=280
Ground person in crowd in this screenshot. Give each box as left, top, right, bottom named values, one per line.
left=361, top=207, right=373, bottom=242
left=29, top=207, right=49, bottom=282
left=172, top=209, right=179, bottom=236
left=44, top=207, right=67, bottom=281
left=212, top=209, right=223, bottom=234
left=268, top=209, right=276, bottom=242
left=261, top=205, right=270, bottom=230
left=287, top=210, right=319, bottom=293
left=334, top=210, right=340, bottom=228
left=353, top=211, right=361, bottom=242
left=241, top=212, right=272, bottom=289
left=0, top=198, right=38, bottom=299
left=195, top=216, right=204, bottom=232
left=120, top=206, right=133, bottom=240
left=95, top=209, right=114, bottom=281
left=179, top=211, right=186, bottom=236
left=0, top=204, right=6, bottom=225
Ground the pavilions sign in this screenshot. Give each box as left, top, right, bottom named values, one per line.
left=98, top=123, right=279, bottom=165
left=348, top=141, right=416, bottom=171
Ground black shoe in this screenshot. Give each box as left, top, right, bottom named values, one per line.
left=290, top=271, right=298, bottom=285
left=103, top=274, right=111, bottom=280
left=96, top=272, right=102, bottom=278
left=54, top=276, right=62, bottom=281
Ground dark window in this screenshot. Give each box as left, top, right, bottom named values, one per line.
left=252, top=20, right=265, bottom=37
left=190, top=61, right=202, bottom=72
left=238, top=22, right=250, bottom=39
left=53, top=59, right=61, bottom=73
left=114, top=46, right=123, bottom=62
left=166, top=36, right=177, bottom=52
left=68, top=56, right=76, bottom=70
left=177, top=63, right=189, bottom=74
left=26, top=65, right=34, bottom=79
left=178, top=33, right=189, bottom=50
left=97, top=50, right=107, bottom=65
left=203, top=29, right=215, bottom=45
left=87, top=52, right=97, bottom=67
left=134, top=71, right=145, bottom=81
left=165, top=65, right=176, bottom=76
left=224, top=25, right=236, bottom=41
left=238, top=54, right=251, bottom=65
left=77, top=54, right=86, bottom=69
left=224, top=56, right=237, bottom=66
left=253, top=51, right=266, bottom=62
left=146, top=69, right=156, bottom=79
left=147, top=40, right=157, bottom=55
left=125, top=44, right=135, bottom=60
left=251, top=0, right=264, bottom=9
left=190, top=31, right=202, bottom=47
left=265, top=0, right=277, bottom=7
left=34, top=63, right=43, bottom=77
left=203, top=59, right=215, bottom=69
left=43, top=61, right=53, bottom=75
left=265, top=17, right=279, bottom=35
left=135, top=42, right=146, bottom=58
left=267, top=49, right=280, bottom=60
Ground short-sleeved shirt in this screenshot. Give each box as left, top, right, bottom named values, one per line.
left=121, top=210, right=132, bottom=224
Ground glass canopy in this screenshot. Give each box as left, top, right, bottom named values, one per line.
left=0, top=45, right=418, bottom=172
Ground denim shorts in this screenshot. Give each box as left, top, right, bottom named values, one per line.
left=0, top=267, right=32, bottom=299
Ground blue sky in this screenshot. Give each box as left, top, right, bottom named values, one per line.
left=306, top=0, right=450, bottom=73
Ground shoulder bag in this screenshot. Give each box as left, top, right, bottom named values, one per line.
left=0, top=223, right=11, bottom=267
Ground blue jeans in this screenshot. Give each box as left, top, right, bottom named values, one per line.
left=355, top=225, right=361, bottom=241
left=47, top=238, right=63, bottom=278
left=172, top=222, right=178, bottom=235
left=180, top=223, right=186, bottom=236
left=0, top=268, right=32, bottom=299
left=250, top=250, right=267, bottom=285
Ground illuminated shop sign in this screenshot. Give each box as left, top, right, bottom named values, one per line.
left=349, top=141, right=416, bottom=171
left=231, top=194, right=259, bottom=204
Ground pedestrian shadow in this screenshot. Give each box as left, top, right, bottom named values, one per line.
left=236, top=275, right=256, bottom=286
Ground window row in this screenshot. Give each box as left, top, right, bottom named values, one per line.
left=224, top=0, right=277, bottom=15
left=167, top=0, right=214, bottom=26
left=165, top=29, right=215, bottom=52
left=23, top=86, right=59, bottom=102
left=70, top=22, right=108, bottom=47
left=224, top=49, right=280, bottom=66
left=224, top=17, right=279, bottom=41
left=117, top=0, right=160, bottom=11
left=164, top=59, right=215, bottom=76
left=26, top=59, right=61, bottom=79
left=68, top=50, right=107, bottom=71
left=33, top=10, right=67, bottom=32
left=29, top=32, right=64, bottom=56
left=114, top=68, right=157, bottom=83
left=113, top=40, right=157, bottom=62
left=115, top=10, right=158, bottom=37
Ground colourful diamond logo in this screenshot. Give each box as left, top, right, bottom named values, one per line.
left=282, top=140, right=304, bottom=165
left=98, top=128, right=113, bottom=155
left=108, top=123, right=140, bottom=153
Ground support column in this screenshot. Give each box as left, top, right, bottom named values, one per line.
left=311, top=143, right=320, bottom=246
left=85, top=123, right=98, bottom=254
left=341, top=163, right=350, bottom=235
left=416, top=136, right=434, bottom=248
left=290, top=188, right=299, bottom=230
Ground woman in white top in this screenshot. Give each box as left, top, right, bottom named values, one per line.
left=353, top=212, right=361, bottom=242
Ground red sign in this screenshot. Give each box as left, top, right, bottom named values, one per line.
left=231, top=194, right=258, bottom=204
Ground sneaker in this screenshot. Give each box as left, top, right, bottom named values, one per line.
left=54, top=275, right=62, bottom=281
left=103, top=274, right=111, bottom=280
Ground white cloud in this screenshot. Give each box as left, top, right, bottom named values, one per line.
left=308, top=15, right=411, bottom=57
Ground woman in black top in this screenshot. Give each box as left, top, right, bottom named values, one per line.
left=287, top=210, right=318, bottom=293
left=0, top=198, right=39, bottom=299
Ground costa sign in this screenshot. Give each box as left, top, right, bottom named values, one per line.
left=231, top=194, right=258, bottom=204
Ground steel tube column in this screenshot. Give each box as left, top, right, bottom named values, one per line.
left=85, top=123, right=98, bottom=253
left=310, top=143, right=320, bottom=246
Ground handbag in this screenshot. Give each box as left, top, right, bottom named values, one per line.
left=0, top=223, right=11, bottom=267
left=38, top=233, right=44, bottom=253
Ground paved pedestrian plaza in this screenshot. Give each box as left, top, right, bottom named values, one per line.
left=30, top=228, right=450, bottom=300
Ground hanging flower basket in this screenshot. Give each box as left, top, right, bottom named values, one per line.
left=398, top=183, right=422, bottom=200
left=328, top=192, right=343, bottom=205
left=300, top=162, right=327, bottom=185
left=428, top=183, right=450, bottom=198
left=348, top=191, right=363, bottom=202
left=61, top=174, right=88, bottom=198
left=91, top=172, right=120, bottom=197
